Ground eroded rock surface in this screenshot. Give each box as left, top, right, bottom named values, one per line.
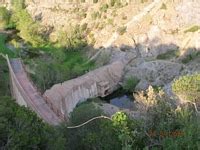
left=125, top=60, right=183, bottom=90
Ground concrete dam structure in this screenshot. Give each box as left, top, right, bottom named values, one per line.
left=4, top=53, right=124, bottom=124
left=44, top=61, right=125, bottom=120
left=5, top=55, right=62, bottom=125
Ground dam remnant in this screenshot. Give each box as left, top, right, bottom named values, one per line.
left=44, top=61, right=125, bottom=119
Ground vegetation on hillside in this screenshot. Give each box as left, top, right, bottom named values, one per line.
left=0, top=0, right=95, bottom=92
left=0, top=7, right=10, bottom=29
left=27, top=50, right=95, bottom=92
left=122, top=76, right=140, bottom=93
left=0, top=1, right=199, bottom=149
left=172, top=73, right=200, bottom=102
left=0, top=96, right=66, bottom=150
left=10, top=2, right=45, bottom=47
left=1, top=73, right=199, bottom=149
left=0, top=33, right=15, bottom=57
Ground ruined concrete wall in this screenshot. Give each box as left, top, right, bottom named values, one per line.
left=44, top=61, right=125, bottom=119
left=6, top=56, right=62, bottom=125
left=6, top=56, right=28, bottom=107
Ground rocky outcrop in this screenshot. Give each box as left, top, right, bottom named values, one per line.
left=44, top=61, right=125, bottom=119
left=125, top=60, right=183, bottom=90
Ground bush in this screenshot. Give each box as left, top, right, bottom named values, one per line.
left=181, top=51, right=200, bottom=64
left=0, top=57, right=10, bottom=96
left=110, top=0, right=122, bottom=7
left=141, top=0, right=148, bottom=3
left=10, top=0, right=46, bottom=47
left=122, top=15, right=127, bottom=20
left=117, top=26, right=127, bottom=35
left=54, top=25, right=87, bottom=51
left=0, top=96, right=66, bottom=149
left=0, top=34, right=15, bottom=57
left=81, top=23, right=88, bottom=31
left=91, top=11, right=101, bottom=20
left=65, top=102, right=121, bottom=150
left=134, top=86, right=200, bottom=149
left=11, top=0, right=25, bottom=10
left=93, top=0, right=98, bottom=3
left=107, top=18, right=114, bottom=25
left=172, top=73, right=200, bottom=102
left=123, top=76, right=140, bottom=92
left=160, top=3, right=167, bottom=10
left=184, top=25, right=200, bottom=33
left=156, top=50, right=180, bottom=60
left=0, top=7, right=10, bottom=29
left=11, top=8, right=45, bottom=47
left=29, top=50, right=95, bottom=92
left=100, top=4, right=109, bottom=12
left=70, top=102, right=103, bottom=125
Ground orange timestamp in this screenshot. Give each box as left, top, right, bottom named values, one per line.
left=148, top=130, right=184, bottom=138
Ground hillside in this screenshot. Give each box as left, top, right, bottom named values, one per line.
left=0, top=0, right=200, bottom=149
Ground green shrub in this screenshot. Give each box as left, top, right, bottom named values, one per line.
left=162, top=108, right=200, bottom=150
left=117, top=26, right=127, bottom=35
left=81, top=23, right=88, bottom=31
left=0, top=34, right=15, bottom=57
left=134, top=87, right=200, bottom=149
left=0, top=57, right=10, bottom=96
left=160, top=3, right=167, bottom=10
left=111, top=10, right=117, bottom=17
left=122, top=15, right=127, bottom=20
left=91, top=11, right=101, bottom=20
left=11, top=8, right=45, bottom=47
left=172, top=73, right=200, bottom=102
left=110, top=0, right=122, bottom=7
left=156, top=50, right=180, bottom=60
left=29, top=49, right=95, bottom=92
left=100, top=4, right=109, bottom=12
left=184, top=25, right=200, bottom=33
left=141, top=0, right=148, bottom=3
left=93, top=0, right=98, bottom=3
left=0, top=7, right=10, bottom=29
left=110, top=0, right=115, bottom=7
left=66, top=102, right=121, bottom=150
left=107, top=18, right=114, bottom=25
left=123, top=76, right=140, bottom=92
left=181, top=51, right=200, bottom=64
left=11, top=0, right=25, bottom=10
left=70, top=102, right=103, bottom=125
left=0, top=96, right=65, bottom=149
left=56, top=25, right=87, bottom=51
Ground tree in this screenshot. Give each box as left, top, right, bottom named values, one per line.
left=0, top=96, right=65, bottom=149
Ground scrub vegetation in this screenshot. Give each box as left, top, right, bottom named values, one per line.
left=0, top=0, right=199, bottom=149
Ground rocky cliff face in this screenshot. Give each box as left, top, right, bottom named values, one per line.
left=24, top=0, right=152, bottom=46
left=23, top=0, right=200, bottom=51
